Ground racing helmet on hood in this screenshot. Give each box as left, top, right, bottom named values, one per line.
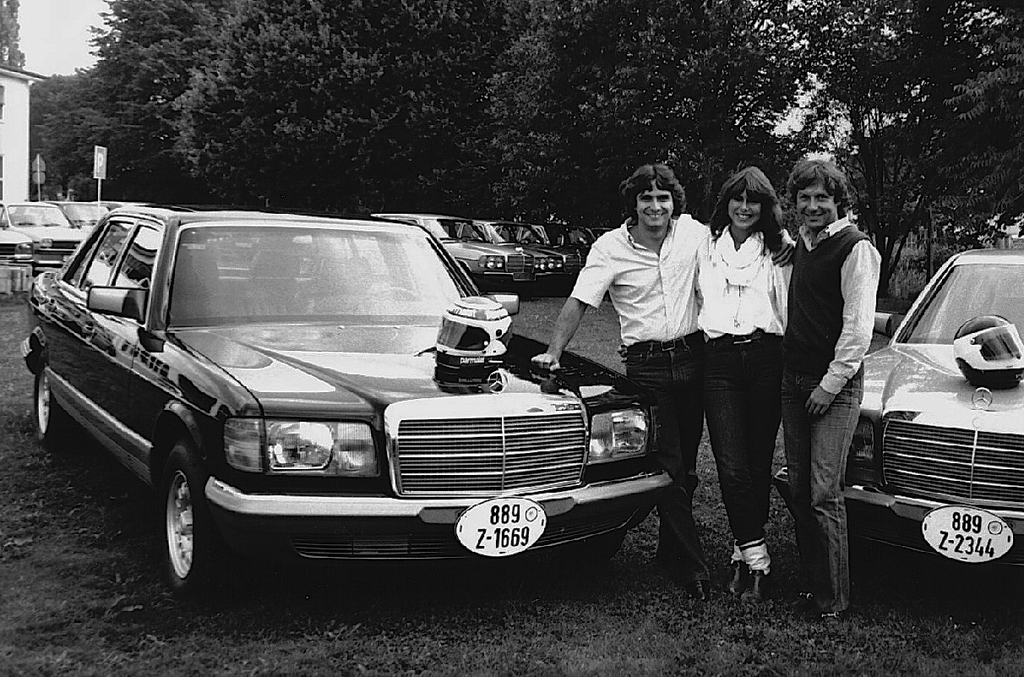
left=953, top=315, right=1024, bottom=389
left=435, top=296, right=512, bottom=370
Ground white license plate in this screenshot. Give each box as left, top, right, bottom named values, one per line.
left=455, top=497, right=547, bottom=557
left=921, top=505, right=1013, bottom=563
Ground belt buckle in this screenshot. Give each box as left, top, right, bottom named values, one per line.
left=734, top=335, right=755, bottom=345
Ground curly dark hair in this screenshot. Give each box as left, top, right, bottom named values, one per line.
left=786, top=158, right=853, bottom=217
left=709, top=166, right=784, bottom=253
left=618, top=164, right=687, bottom=224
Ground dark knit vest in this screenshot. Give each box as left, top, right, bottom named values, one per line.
left=783, top=225, right=870, bottom=378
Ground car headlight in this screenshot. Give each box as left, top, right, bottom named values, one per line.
left=40, top=238, right=53, bottom=249
left=587, top=408, right=649, bottom=464
left=223, top=418, right=378, bottom=476
left=478, top=255, right=506, bottom=270
left=15, top=243, right=33, bottom=257
left=845, top=417, right=880, bottom=486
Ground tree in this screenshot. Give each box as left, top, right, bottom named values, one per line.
left=791, top=0, right=1014, bottom=296
left=0, top=0, right=25, bottom=68
left=87, top=0, right=234, bottom=201
left=942, top=4, right=1024, bottom=229
left=178, top=0, right=509, bottom=211
left=487, top=0, right=806, bottom=226
left=30, top=74, right=108, bottom=199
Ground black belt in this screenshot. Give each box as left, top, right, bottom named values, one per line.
left=622, top=331, right=704, bottom=356
left=706, top=329, right=775, bottom=347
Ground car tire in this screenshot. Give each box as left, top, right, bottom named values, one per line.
left=160, top=438, right=225, bottom=598
left=33, top=367, right=72, bottom=451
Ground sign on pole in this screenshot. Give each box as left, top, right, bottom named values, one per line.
left=93, top=146, right=108, bottom=180
left=93, top=146, right=107, bottom=202
left=32, top=154, right=46, bottom=201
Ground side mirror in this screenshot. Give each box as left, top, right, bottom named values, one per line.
left=87, top=286, right=148, bottom=323
left=873, top=311, right=903, bottom=338
left=486, top=292, right=519, bottom=317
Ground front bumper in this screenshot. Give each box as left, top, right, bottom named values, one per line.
left=773, top=468, right=1024, bottom=565
left=206, top=471, right=671, bottom=561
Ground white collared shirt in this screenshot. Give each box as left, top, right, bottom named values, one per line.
left=697, top=230, right=790, bottom=338
left=571, top=215, right=709, bottom=345
left=798, top=216, right=882, bottom=394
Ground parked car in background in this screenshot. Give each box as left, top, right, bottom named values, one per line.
left=1, top=202, right=87, bottom=274
left=774, top=248, right=1024, bottom=566
left=23, top=205, right=669, bottom=596
left=0, top=222, right=34, bottom=269
left=476, top=220, right=585, bottom=291
left=48, top=201, right=110, bottom=232
left=373, top=212, right=540, bottom=293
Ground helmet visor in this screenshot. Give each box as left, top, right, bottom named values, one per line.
left=973, top=324, right=1024, bottom=361
left=437, top=318, right=490, bottom=351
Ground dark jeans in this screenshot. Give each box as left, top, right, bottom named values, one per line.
left=624, top=341, right=710, bottom=585
left=781, top=367, right=863, bottom=614
left=704, top=334, right=783, bottom=551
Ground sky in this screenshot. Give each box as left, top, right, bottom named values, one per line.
left=20, top=0, right=108, bottom=76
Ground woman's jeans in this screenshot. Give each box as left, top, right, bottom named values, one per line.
left=704, top=334, right=783, bottom=559
left=624, top=340, right=710, bottom=585
left=780, top=367, right=863, bottom=614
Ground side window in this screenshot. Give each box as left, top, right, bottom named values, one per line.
left=113, top=226, right=160, bottom=289
left=80, top=221, right=134, bottom=292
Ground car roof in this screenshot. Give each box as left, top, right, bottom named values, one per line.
left=952, top=249, right=1024, bottom=265
left=375, top=212, right=471, bottom=220
left=110, top=205, right=427, bottom=233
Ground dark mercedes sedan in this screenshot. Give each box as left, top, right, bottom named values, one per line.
left=22, top=206, right=669, bottom=596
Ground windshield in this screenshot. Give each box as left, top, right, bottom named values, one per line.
left=60, top=204, right=108, bottom=224
left=903, top=263, right=1024, bottom=344
left=7, top=205, right=73, bottom=228
left=168, top=224, right=463, bottom=326
left=439, top=219, right=487, bottom=243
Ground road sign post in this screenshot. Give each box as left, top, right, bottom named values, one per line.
left=93, top=146, right=108, bottom=202
left=32, top=154, right=46, bottom=201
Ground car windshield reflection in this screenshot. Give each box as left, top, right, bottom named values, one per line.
left=9, top=205, right=74, bottom=228
left=903, top=263, right=1024, bottom=344
left=168, top=225, right=463, bottom=326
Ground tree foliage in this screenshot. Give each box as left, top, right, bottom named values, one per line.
left=178, top=0, right=509, bottom=212
left=489, top=0, right=805, bottom=225
left=0, top=0, right=24, bottom=68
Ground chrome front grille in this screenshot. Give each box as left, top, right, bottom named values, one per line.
left=505, top=253, right=535, bottom=276
left=393, top=409, right=587, bottom=496
left=564, top=253, right=582, bottom=275
left=0, top=244, right=15, bottom=257
left=49, top=240, right=80, bottom=253
left=882, top=418, right=1024, bottom=504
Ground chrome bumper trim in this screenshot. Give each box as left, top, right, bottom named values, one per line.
left=206, top=471, right=671, bottom=525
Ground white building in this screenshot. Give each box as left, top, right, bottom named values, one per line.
left=0, top=65, right=46, bottom=203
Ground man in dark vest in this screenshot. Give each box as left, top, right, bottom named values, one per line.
left=781, top=158, right=880, bottom=621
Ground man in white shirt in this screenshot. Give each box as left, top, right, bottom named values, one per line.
left=533, top=163, right=713, bottom=599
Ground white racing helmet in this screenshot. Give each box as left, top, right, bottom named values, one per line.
left=953, top=315, right=1024, bottom=389
left=436, top=296, right=512, bottom=370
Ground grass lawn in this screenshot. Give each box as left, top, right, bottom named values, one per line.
left=2, top=294, right=1024, bottom=676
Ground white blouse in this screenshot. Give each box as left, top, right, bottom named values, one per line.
left=697, top=230, right=791, bottom=338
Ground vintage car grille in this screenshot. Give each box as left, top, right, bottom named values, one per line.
left=290, top=511, right=632, bottom=560
left=564, top=252, right=583, bottom=275
left=393, top=411, right=587, bottom=496
left=0, top=243, right=15, bottom=258
left=882, top=418, right=1024, bottom=504
left=505, top=253, right=535, bottom=276
left=44, top=240, right=80, bottom=254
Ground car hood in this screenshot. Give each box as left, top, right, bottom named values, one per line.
left=11, top=225, right=86, bottom=241
left=444, top=241, right=530, bottom=257
left=172, top=323, right=635, bottom=413
left=0, top=230, right=32, bottom=244
left=866, top=343, right=1024, bottom=428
